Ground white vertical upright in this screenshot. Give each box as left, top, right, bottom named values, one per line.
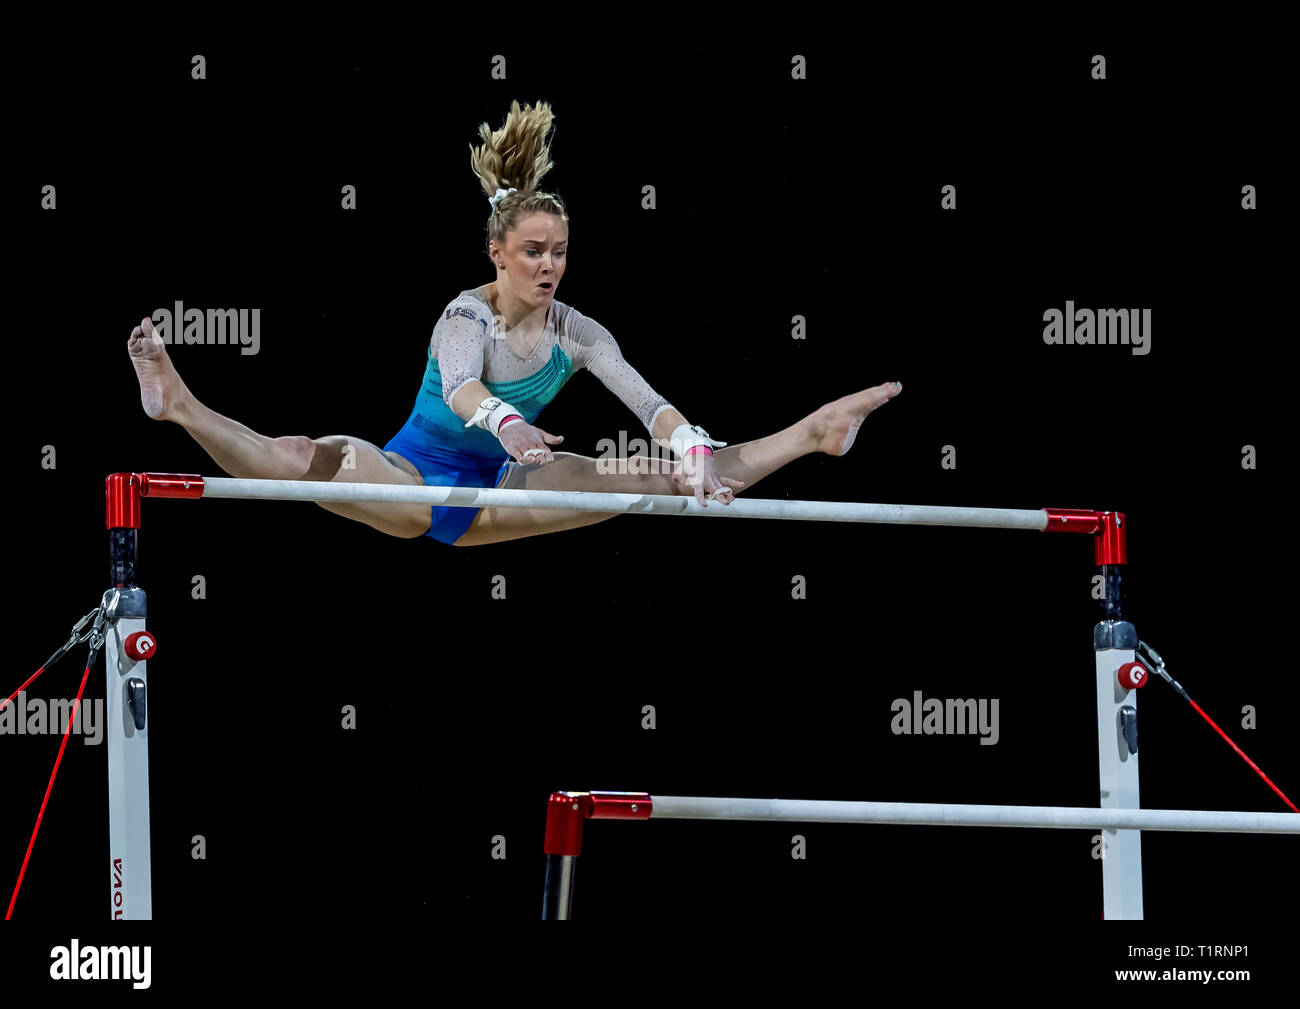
left=1095, top=620, right=1142, bottom=919
left=105, top=587, right=153, bottom=920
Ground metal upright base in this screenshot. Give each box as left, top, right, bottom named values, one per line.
left=1096, top=618, right=1142, bottom=919
left=105, top=585, right=152, bottom=920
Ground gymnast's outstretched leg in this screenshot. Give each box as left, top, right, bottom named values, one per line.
left=454, top=381, right=902, bottom=546
left=127, top=317, right=435, bottom=538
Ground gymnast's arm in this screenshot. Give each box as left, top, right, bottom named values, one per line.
left=569, top=312, right=739, bottom=501
left=440, top=314, right=564, bottom=463
left=437, top=312, right=493, bottom=422
left=449, top=378, right=493, bottom=421
left=649, top=407, right=689, bottom=444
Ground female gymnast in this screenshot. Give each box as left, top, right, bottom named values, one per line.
left=127, top=99, right=902, bottom=547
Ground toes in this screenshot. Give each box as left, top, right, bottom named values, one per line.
left=864, top=382, right=901, bottom=409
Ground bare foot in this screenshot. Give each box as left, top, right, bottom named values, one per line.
left=128, top=317, right=193, bottom=421
left=808, top=381, right=902, bottom=456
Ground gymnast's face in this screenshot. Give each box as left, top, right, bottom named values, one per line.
left=492, top=213, right=568, bottom=308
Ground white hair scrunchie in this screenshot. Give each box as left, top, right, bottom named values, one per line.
left=489, top=187, right=517, bottom=212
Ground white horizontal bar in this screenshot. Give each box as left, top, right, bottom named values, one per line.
left=199, top=478, right=1049, bottom=529
left=649, top=796, right=1300, bottom=834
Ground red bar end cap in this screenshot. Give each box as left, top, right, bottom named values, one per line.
left=106, top=472, right=142, bottom=530
left=544, top=791, right=653, bottom=856
left=1095, top=511, right=1127, bottom=566
left=544, top=792, right=593, bottom=856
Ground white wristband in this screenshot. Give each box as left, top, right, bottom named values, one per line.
left=464, top=397, right=524, bottom=437
left=668, top=422, right=727, bottom=459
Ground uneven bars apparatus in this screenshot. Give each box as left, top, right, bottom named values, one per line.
left=98, top=473, right=1297, bottom=921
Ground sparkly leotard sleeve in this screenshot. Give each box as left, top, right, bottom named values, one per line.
left=553, top=302, right=673, bottom=436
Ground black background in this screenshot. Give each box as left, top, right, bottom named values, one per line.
left=3, top=21, right=1293, bottom=994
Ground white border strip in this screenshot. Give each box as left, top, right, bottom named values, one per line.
left=199, top=478, right=1050, bottom=529
left=649, top=796, right=1300, bottom=834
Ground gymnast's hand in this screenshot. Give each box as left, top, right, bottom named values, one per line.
left=673, top=450, right=744, bottom=507
left=500, top=420, right=563, bottom=466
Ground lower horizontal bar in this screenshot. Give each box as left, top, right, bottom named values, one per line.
left=190, top=477, right=1053, bottom=530
left=647, top=796, right=1300, bottom=834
